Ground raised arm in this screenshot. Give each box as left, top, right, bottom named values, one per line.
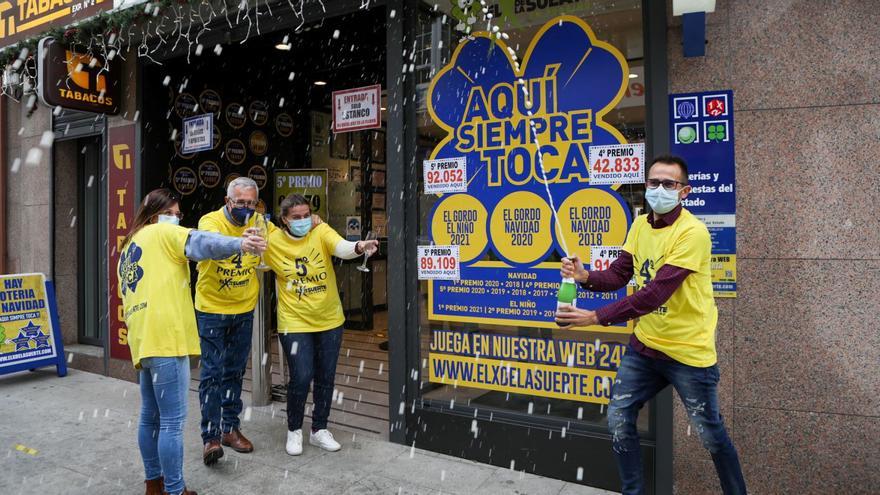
left=185, top=230, right=265, bottom=262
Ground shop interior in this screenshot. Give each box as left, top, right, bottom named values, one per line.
left=140, top=7, right=391, bottom=435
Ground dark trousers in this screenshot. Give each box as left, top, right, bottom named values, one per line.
left=196, top=310, right=254, bottom=443
left=278, top=327, right=343, bottom=431
left=607, top=346, right=747, bottom=495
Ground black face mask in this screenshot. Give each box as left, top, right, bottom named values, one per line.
left=228, top=203, right=255, bottom=225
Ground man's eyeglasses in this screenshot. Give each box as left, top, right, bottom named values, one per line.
left=646, top=179, right=686, bottom=190
left=161, top=210, right=184, bottom=220
left=229, top=199, right=259, bottom=208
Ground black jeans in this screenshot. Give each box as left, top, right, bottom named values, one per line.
left=278, top=326, right=343, bottom=431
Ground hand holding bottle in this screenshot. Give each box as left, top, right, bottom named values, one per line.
left=560, top=256, right=589, bottom=284
left=555, top=306, right=599, bottom=329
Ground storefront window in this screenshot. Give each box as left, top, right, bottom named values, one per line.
left=415, top=0, right=648, bottom=433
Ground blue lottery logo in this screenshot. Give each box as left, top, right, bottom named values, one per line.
left=677, top=100, right=696, bottom=119
left=119, top=242, right=144, bottom=295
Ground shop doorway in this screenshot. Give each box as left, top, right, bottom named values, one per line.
left=393, top=1, right=662, bottom=492
left=139, top=5, right=391, bottom=436
left=75, top=136, right=104, bottom=346
left=53, top=132, right=106, bottom=348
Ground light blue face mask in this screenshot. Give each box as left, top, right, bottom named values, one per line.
left=645, top=185, right=681, bottom=214
left=288, top=218, right=312, bottom=237
left=157, top=214, right=180, bottom=226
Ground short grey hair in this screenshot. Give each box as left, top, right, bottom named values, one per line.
left=227, top=177, right=259, bottom=198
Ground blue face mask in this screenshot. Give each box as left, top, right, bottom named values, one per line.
left=157, top=214, right=179, bottom=226
left=645, top=185, right=682, bottom=215
left=229, top=205, right=254, bottom=225
left=288, top=218, right=312, bottom=237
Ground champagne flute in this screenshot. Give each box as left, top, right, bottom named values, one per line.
left=253, top=213, right=270, bottom=271
left=356, top=231, right=376, bottom=272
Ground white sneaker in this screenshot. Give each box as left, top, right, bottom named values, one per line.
left=309, top=429, right=341, bottom=452
left=286, top=429, right=303, bottom=456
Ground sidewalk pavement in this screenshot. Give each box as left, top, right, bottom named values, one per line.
left=0, top=369, right=617, bottom=495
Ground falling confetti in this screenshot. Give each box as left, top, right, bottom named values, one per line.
left=25, top=148, right=43, bottom=166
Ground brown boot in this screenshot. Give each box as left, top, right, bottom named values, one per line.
left=162, top=488, right=197, bottom=495
left=203, top=439, right=224, bottom=466
left=221, top=429, right=254, bottom=453
left=145, top=476, right=163, bottom=495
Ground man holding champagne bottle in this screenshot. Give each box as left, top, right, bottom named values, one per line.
left=556, top=155, right=746, bottom=494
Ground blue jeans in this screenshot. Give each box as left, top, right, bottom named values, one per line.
left=139, top=356, right=190, bottom=495
left=607, top=347, right=747, bottom=495
left=279, top=327, right=343, bottom=431
left=196, top=310, right=254, bottom=442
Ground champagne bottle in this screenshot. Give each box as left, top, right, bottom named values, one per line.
left=556, top=277, right=577, bottom=311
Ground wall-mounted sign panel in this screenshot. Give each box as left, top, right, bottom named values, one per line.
left=38, top=38, right=121, bottom=114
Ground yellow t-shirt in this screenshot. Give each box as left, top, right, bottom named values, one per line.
left=264, top=224, right=346, bottom=333
left=194, top=207, right=264, bottom=314
left=118, top=223, right=199, bottom=368
left=623, top=208, right=718, bottom=367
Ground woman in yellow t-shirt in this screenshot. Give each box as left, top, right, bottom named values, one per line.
left=262, top=194, right=378, bottom=456
left=118, top=188, right=265, bottom=495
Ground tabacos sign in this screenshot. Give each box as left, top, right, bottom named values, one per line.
left=0, top=0, right=108, bottom=49
left=37, top=37, right=121, bottom=114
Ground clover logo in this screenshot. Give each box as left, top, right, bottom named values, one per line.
left=119, top=242, right=144, bottom=295
left=707, top=123, right=727, bottom=142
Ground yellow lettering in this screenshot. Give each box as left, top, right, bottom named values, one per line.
left=116, top=234, right=126, bottom=252
left=0, top=2, right=15, bottom=39
left=117, top=326, right=127, bottom=345
left=38, top=0, right=48, bottom=15
left=115, top=212, right=126, bottom=229
left=116, top=187, right=126, bottom=205
left=113, top=145, right=131, bottom=170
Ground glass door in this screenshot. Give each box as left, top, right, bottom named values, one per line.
left=77, top=136, right=104, bottom=345
left=405, top=1, right=652, bottom=491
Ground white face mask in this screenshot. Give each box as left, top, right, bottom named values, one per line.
left=645, top=186, right=682, bottom=214
left=157, top=214, right=180, bottom=226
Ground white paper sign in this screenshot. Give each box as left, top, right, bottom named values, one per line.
left=332, top=84, right=382, bottom=133
left=590, top=245, right=623, bottom=271
left=417, top=245, right=460, bottom=280
left=182, top=114, right=213, bottom=154
left=423, top=157, right=467, bottom=194
left=588, top=143, right=645, bottom=185
left=589, top=245, right=636, bottom=286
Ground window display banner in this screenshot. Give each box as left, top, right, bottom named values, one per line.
left=108, top=124, right=136, bottom=360
left=428, top=330, right=623, bottom=404
left=669, top=90, right=737, bottom=297
left=425, top=15, right=635, bottom=334
left=0, top=273, right=67, bottom=377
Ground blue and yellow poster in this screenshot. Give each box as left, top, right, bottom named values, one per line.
left=0, top=273, right=66, bottom=376
left=669, top=90, right=737, bottom=297
left=426, top=16, right=635, bottom=334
